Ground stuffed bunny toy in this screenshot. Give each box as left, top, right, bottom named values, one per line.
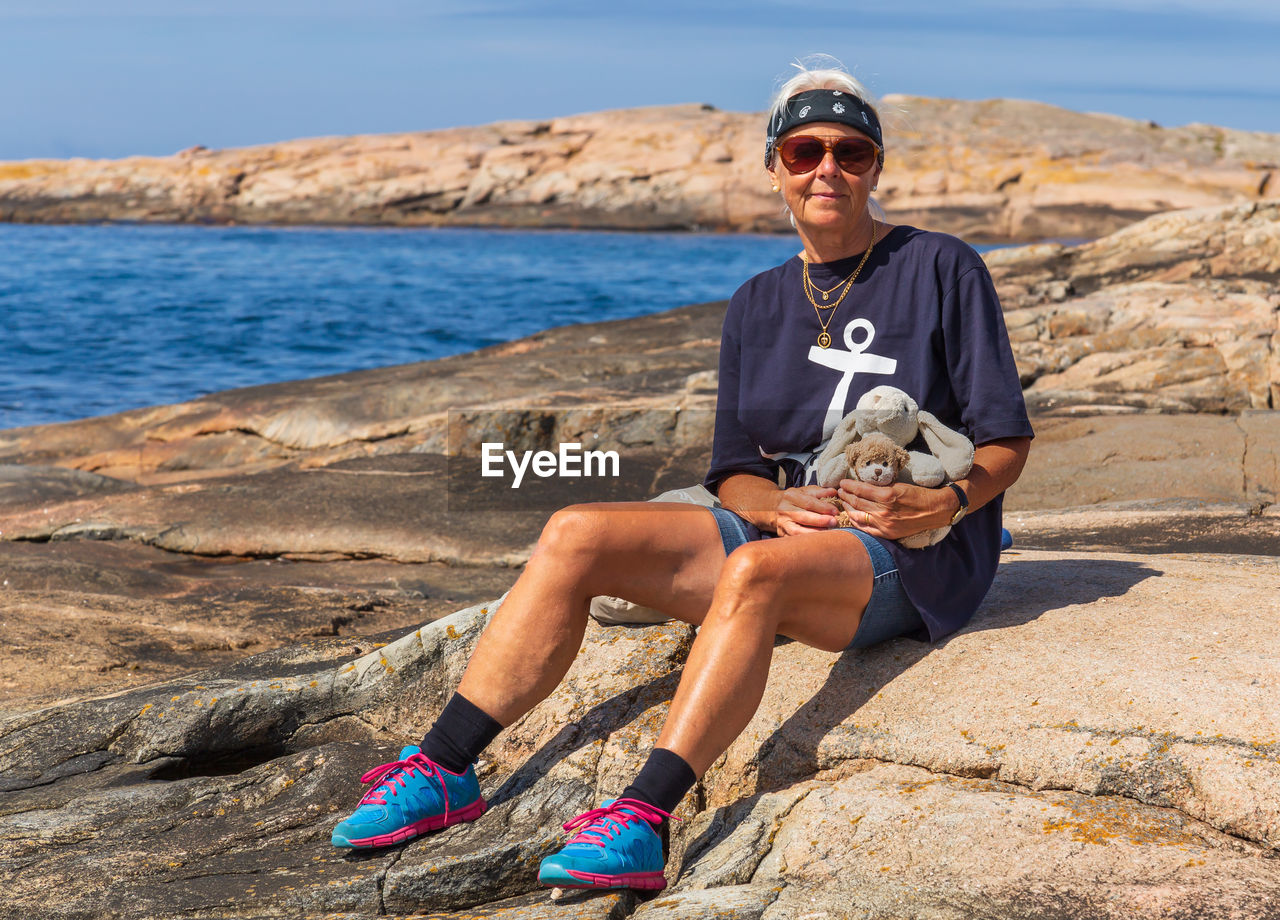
left=814, top=385, right=974, bottom=548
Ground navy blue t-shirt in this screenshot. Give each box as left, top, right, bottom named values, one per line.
left=703, top=225, right=1034, bottom=641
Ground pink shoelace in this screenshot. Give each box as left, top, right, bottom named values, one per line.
left=562, top=798, right=677, bottom=846
left=358, top=752, right=451, bottom=823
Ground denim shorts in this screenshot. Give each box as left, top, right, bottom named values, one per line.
left=706, top=506, right=925, bottom=649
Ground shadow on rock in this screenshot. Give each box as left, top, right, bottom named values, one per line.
left=488, top=669, right=684, bottom=810
left=967, top=554, right=1162, bottom=634
left=753, top=642, right=931, bottom=798
left=712, top=555, right=1162, bottom=825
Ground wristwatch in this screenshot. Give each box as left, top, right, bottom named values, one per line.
left=946, top=482, right=969, bottom=525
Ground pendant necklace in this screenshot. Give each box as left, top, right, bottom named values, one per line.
left=802, top=221, right=877, bottom=349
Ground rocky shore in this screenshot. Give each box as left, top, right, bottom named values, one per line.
left=2, top=97, right=1278, bottom=241
left=1, top=199, right=1278, bottom=918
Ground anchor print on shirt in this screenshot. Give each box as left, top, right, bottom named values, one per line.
left=762, top=318, right=898, bottom=485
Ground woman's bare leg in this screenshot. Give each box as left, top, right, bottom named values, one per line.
left=654, top=530, right=876, bottom=775
left=455, top=502, right=728, bottom=726
left=456, top=505, right=879, bottom=779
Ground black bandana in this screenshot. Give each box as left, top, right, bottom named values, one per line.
left=765, top=89, right=884, bottom=169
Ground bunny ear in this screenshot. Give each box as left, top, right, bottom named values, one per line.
left=916, top=411, right=975, bottom=481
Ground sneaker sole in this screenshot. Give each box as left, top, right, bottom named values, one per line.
left=334, top=797, right=487, bottom=849
left=539, top=868, right=667, bottom=891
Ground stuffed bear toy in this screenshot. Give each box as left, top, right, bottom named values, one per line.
left=815, top=386, right=974, bottom=548
left=838, top=432, right=909, bottom=489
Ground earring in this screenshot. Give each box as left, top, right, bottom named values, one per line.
left=771, top=184, right=779, bottom=192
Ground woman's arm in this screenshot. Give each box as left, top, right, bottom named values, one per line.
left=837, top=436, right=1031, bottom=541
left=717, top=473, right=843, bottom=536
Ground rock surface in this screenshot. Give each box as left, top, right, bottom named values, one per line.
left=991, top=200, right=1280, bottom=413
left=2, top=550, right=1278, bottom=919
left=0, top=303, right=724, bottom=485
left=0, top=537, right=517, bottom=717
left=0, top=301, right=722, bottom=717
left=2, top=98, right=1277, bottom=242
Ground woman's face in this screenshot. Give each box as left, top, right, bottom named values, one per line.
left=767, top=122, right=882, bottom=234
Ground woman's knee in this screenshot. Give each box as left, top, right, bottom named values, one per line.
left=532, top=504, right=610, bottom=563
left=706, top=544, right=788, bottom=624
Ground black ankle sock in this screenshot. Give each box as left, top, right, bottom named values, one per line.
left=419, top=693, right=504, bottom=774
left=618, top=748, right=698, bottom=817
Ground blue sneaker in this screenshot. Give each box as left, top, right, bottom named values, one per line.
left=537, top=798, right=673, bottom=890
left=331, top=745, right=487, bottom=849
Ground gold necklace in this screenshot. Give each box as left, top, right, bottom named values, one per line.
left=802, top=222, right=877, bottom=349
left=805, top=263, right=859, bottom=302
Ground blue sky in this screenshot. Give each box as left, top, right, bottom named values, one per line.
left=2, top=1, right=1278, bottom=160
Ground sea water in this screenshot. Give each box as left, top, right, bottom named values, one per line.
left=0, top=223, right=1000, bottom=430
left=0, top=224, right=805, bottom=429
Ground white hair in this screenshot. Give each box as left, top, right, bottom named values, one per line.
left=768, top=54, right=887, bottom=224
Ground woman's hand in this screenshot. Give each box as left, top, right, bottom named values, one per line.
left=773, top=485, right=841, bottom=536
left=836, top=479, right=954, bottom=540
left=837, top=438, right=1032, bottom=539
left=717, top=474, right=841, bottom=536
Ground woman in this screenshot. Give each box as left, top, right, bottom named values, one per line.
left=330, top=61, right=1033, bottom=893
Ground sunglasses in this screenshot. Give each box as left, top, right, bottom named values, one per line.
left=777, top=135, right=880, bottom=175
